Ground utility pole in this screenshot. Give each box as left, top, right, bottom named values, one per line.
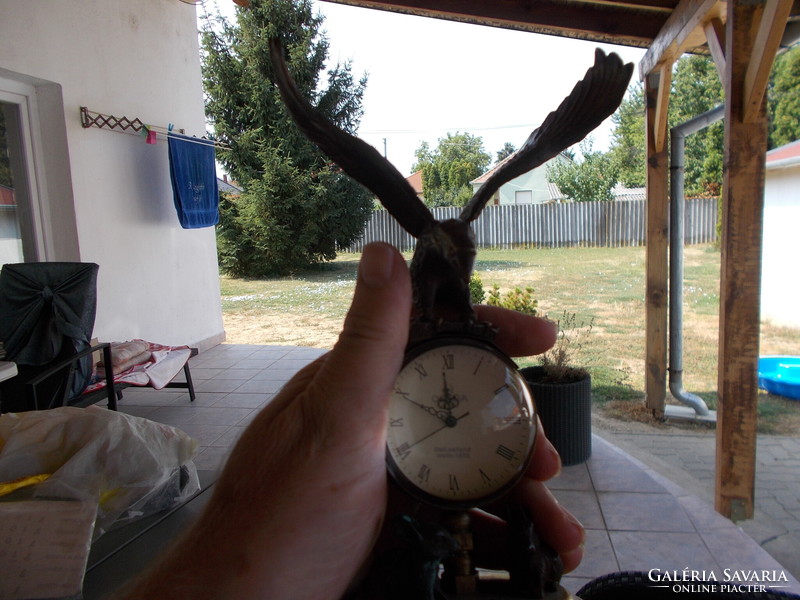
left=383, top=137, right=387, bottom=158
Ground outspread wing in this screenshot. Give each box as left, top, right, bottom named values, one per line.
left=460, top=49, right=634, bottom=223
left=269, top=38, right=435, bottom=239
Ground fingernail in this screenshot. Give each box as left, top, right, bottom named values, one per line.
left=359, top=243, right=395, bottom=289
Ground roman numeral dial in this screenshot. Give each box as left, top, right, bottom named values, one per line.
left=386, top=339, right=536, bottom=509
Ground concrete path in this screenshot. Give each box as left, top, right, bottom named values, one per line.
left=597, top=428, right=800, bottom=581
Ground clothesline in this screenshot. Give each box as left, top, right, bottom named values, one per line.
left=79, top=106, right=229, bottom=150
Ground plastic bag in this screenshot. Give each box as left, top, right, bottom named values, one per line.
left=0, top=406, right=200, bottom=539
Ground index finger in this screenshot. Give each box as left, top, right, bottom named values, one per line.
left=474, top=305, right=557, bottom=357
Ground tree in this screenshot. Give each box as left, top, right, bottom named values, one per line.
left=608, top=83, right=646, bottom=187
left=547, top=139, right=619, bottom=202
left=609, top=49, right=800, bottom=196
left=496, top=142, right=517, bottom=163
left=669, top=55, right=724, bottom=197
left=769, top=45, right=800, bottom=148
left=606, top=55, right=725, bottom=197
left=201, top=0, right=373, bottom=276
left=412, top=132, right=491, bottom=208
left=0, top=108, right=11, bottom=188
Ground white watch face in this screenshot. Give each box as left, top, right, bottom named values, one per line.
left=386, top=341, right=536, bottom=508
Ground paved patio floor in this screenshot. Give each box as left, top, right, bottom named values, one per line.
left=116, top=343, right=800, bottom=597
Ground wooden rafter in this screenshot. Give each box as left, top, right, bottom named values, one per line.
left=652, top=65, right=673, bottom=151
left=704, top=16, right=727, bottom=81
left=325, top=0, right=673, bottom=46
left=638, top=0, right=723, bottom=78
left=743, top=0, right=793, bottom=122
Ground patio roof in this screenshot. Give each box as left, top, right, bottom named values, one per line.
left=321, top=0, right=800, bottom=55
left=317, top=0, right=797, bottom=522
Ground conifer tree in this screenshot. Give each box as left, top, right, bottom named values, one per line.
left=201, top=0, right=372, bottom=276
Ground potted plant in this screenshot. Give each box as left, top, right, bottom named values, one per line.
left=520, top=311, right=594, bottom=466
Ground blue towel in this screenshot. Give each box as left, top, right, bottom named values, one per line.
left=168, top=134, right=219, bottom=229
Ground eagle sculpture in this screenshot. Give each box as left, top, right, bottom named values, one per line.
left=268, top=38, right=633, bottom=325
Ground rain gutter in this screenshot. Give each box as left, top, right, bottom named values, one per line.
left=667, top=105, right=724, bottom=421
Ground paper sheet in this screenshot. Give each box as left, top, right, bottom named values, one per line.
left=0, top=499, right=96, bottom=600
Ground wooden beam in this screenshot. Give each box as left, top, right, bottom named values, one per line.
left=743, top=0, right=792, bottom=122
left=639, top=0, right=724, bottom=78
left=704, top=17, right=727, bottom=82
left=652, top=65, right=672, bottom=152
left=715, top=0, right=769, bottom=522
left=644, top=71, right=670, bottom=416
left=325, top=0, right=665, bottom=46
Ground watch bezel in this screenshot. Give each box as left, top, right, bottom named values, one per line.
left=386, top=334, right=537, bottom=510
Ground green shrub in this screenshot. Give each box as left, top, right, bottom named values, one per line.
left=485, top=284, right=538, bottom=316
left=469, top=273, right=485, bottom=304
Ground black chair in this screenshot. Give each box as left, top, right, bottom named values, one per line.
left=0, top=262, right=115, bottom=412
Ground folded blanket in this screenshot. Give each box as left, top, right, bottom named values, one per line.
left=86, top=342, right=191, bottom=393
left=99, top=340, right=151, bottom=369
left=108, top=350, right=152, bottom=375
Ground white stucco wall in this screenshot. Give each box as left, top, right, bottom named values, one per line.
left=761, top=163, right=800, bottom=329
left=496, top=166, right=555, bottom=205
left=0, top=0, right=224, bottom=350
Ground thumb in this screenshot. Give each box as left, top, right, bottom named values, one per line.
left=311, top=242, right=412, bottom=436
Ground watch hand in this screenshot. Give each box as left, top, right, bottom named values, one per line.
left=402, top=395, right=450, bottom=423
left=406, top=412, right=470, bottom=450
left=436, top=371, right=460, bottom=412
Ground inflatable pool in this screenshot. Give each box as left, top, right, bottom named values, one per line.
left=758, top=356, right=800, bottom=400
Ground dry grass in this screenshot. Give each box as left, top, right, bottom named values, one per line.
left=220, top=244, right=800, bottom=434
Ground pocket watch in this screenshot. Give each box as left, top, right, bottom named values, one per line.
left=386, top=323, right=537, bottom=510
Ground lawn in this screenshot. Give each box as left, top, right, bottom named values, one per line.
left=220, top=244, right=800, bottom=433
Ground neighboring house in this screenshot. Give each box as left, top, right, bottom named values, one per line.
left=218, top=175, right=243, bottom=196
left=470, top=152, right=570, bottom=205
left=405, top=170, right=424, bottom=203
left=0, top=1, right=224, bottom=350
left=761, top=139, right=800, bottom=329
left=611, top=185, right=647, bottom=202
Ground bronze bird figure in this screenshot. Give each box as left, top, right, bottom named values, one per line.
left=268, top=38, right=633, bottom=325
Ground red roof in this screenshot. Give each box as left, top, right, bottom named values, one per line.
left=766, top=139, right=800, bottom=164
left=406, top=170, right=423, bottom=194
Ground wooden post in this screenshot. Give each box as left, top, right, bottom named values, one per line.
left=715, top=0, right=770, bottom=521
left=644, top=68, right=671, bottom=416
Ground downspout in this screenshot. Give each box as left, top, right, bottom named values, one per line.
left=668, top=105, right=724, bottom=418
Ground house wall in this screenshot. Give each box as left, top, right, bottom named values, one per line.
left=471, top=154, right=566, bottom=205
left=496, top=165, right=554, bottom=205
left=761, top=163, right=800, bottom=329
left=0, top=0, right=224, bottom=350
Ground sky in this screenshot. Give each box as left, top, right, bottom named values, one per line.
left=203, top=0, right=647, bottom=177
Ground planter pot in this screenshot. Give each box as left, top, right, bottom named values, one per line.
left=520, top=366, right=592, bottom=466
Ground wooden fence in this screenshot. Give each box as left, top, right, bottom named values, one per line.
left=344, top=198, right=718, bottom=252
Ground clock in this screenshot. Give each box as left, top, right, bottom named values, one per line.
left=386, top=328, right=537, bottom=510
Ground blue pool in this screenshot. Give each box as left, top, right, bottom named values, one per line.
left=758, top=356, right=800, bottom=400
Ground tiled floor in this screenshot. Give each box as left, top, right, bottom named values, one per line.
left=116, top=344, right=800, bottom=597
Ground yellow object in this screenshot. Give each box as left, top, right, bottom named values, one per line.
left=0, top=473, right=51, bottom=497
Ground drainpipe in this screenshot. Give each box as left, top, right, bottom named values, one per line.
left=668, top=105, right=724, bottom=418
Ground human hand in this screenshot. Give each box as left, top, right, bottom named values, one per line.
left=120, top=242, right=583, bottom=600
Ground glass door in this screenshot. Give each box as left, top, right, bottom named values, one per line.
left=0, top=88, right=39, bottom=264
